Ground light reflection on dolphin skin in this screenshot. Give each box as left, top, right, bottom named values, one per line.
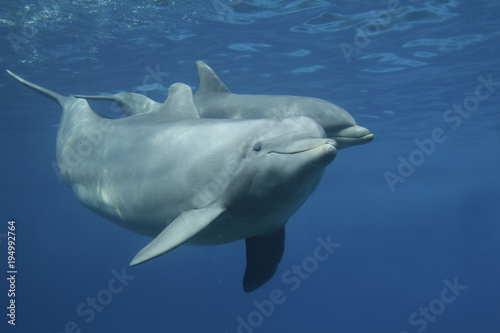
left=7, top=70, right=337, bottom=292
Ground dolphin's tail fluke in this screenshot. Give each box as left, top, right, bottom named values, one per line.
left=6, top=70, right=69, bottom=107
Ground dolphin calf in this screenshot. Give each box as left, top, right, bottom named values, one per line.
left=193, top=61, right=374, bottom=150
left=7, top=70, right=337, bottom=292
left=74, top=61, right=373, bottom=150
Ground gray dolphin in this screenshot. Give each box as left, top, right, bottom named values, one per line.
left=193, top=61, right=374, bottom=150
left=74, top=61, right=373, bottom=150
left=7, top=70, right=337, bottom=292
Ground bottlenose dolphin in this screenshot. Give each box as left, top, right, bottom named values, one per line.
left=193, top=61, right=374, bottom=150
left=74, top=61, right=373, bottom=150
left=7, top=70, right=337, bottom=292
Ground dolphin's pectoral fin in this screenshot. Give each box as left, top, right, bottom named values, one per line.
left=73, top=93, right=159, bottom=116
left=130, top=203, right=225, bottom=266
left=7, top=70, right=71, bottom=107
left=243, top=227, right=285, bottom=293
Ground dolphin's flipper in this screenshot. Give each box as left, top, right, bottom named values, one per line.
left=73, top=92, right=160, bottom=116
left=130, top=203, right=225, bottom=266
left=195, top=61, right=232, bottom=97
left=6, top=70, right=72, bottom=107
left=243, top=227, right=285, bottom=293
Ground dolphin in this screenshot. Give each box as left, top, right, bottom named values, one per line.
left=74, top=61, right=373, bottom=150
left=7, top=70, right=337, bottom=292
left=193, top=61, right=374, bottom=150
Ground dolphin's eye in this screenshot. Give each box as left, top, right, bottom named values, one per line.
left=253, top=142, right=262, bottom=152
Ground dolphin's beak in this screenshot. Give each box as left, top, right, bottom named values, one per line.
left=269, top=138, right=337, bottom=155
left=331, top=125, right=374, bottom=150
left=268, top=138, right=338, bottom=166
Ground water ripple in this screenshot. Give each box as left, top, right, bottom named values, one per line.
left=403, top=34, right=486, bottom=51
left=228, top=43, right=272, bottom=52
left=290, top=1, right=458, bottom=36
left=290, top=65, right=326, bottom=73
left=360, top=53, right=427, bottom=67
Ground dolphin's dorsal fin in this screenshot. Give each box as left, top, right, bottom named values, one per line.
left=195, top=61, right=232, bottom=97
left=157, top=83, right=200, bottom=120
left=130, top=202, right=225, bottom=266
left=76, top=84, right=199, bottom=120
left=243, top=227, right=286, bottom=292
left=6, top=70, right=72, bottom=107
left=73, top=93, right=160, bottom=116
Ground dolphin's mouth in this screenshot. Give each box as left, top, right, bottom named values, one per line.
left=268, top=139, right=338, bottom=155
left=328, top=125, right=374, bottom=147
left=332, top=133, right=374, bottom=141
left=331, top=129, right=374, bottom=149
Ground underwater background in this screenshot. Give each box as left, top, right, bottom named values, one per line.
left=1, top=0, right=499, bottom=332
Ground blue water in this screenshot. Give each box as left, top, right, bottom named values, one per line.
left=1, top=0, right=499, bottom=332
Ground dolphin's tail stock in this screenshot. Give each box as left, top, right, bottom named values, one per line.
left=6, top=70, right=73, bottom=107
